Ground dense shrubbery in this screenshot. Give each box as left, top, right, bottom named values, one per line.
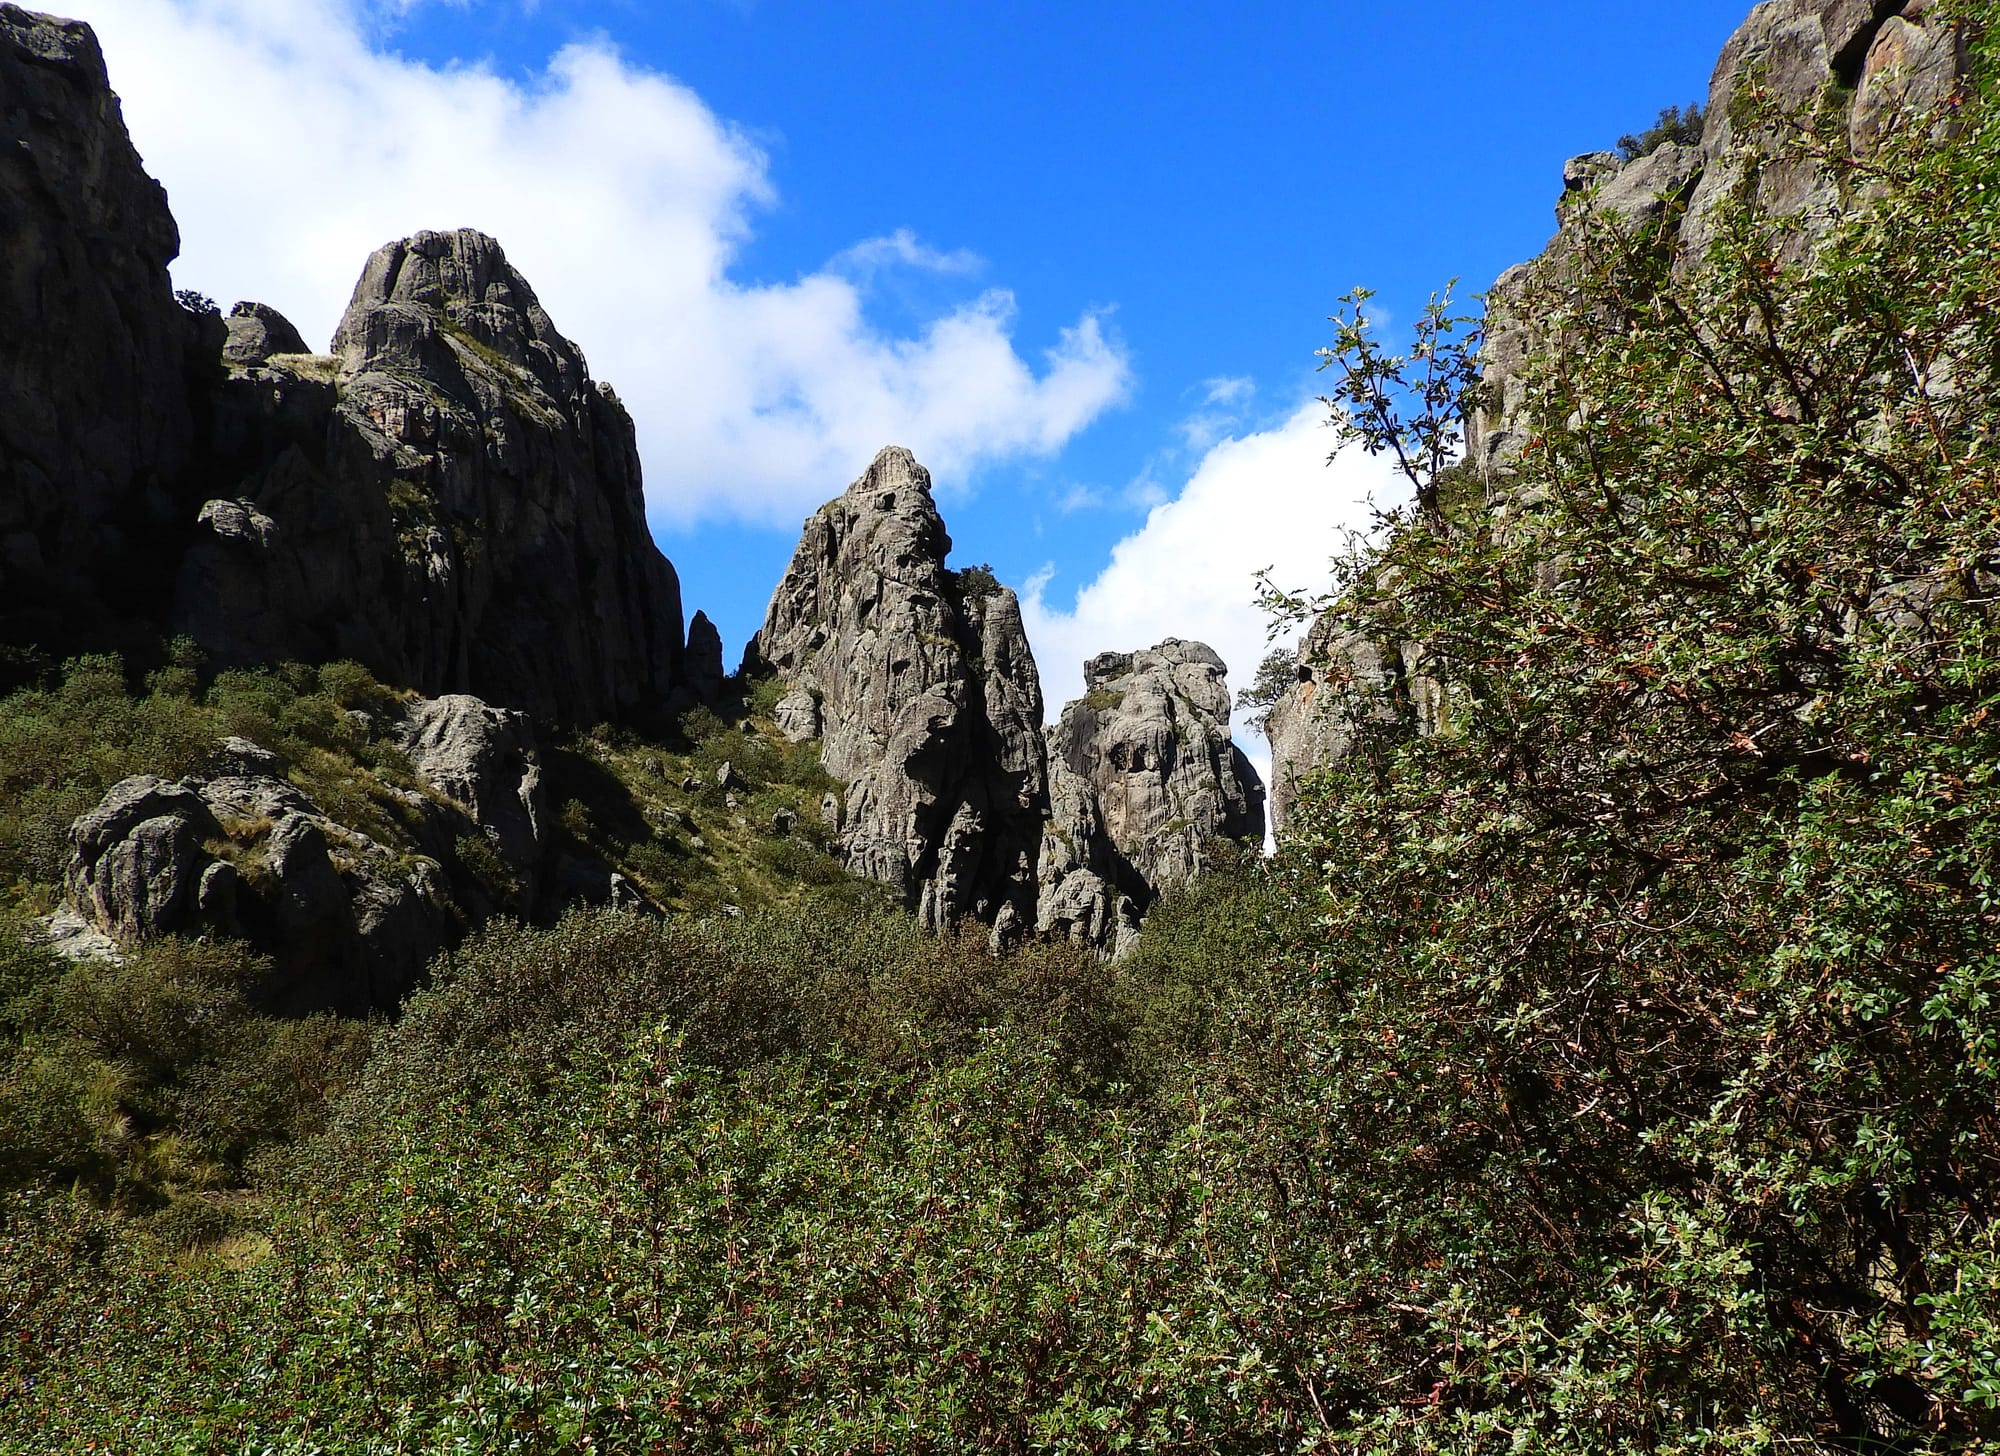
left=1253, top=23, right=2000, bottom=1447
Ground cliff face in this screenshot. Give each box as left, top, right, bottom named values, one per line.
left=1472, top=0, right=1967, bottom=482
left=0, top=5, right=206, bottom=645
left=0, top=4, right=705, bottom=724
left=1037, top=641, right=1266, bottom=954
left=1267, top=0, right=1969, bottom=837
left=175, top=230, right=691, bottom=727
left=747, top=447, right=1049, bottom=938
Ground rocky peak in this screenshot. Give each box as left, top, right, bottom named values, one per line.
left=748, top=446, right=1047, bottom=938
left=174, top=227, right=699, bottom=727
left=1037, top=639, right=1265, bottom=954
left=333, top=228, right=590, bottom=401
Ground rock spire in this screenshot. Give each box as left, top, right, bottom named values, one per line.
left=746, top=447, right=1049, bottom=937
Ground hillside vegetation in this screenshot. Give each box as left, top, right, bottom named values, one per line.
left=6, top=14, right=2000, bottom=1456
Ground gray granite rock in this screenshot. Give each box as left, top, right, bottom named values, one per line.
left=1036, top=640, right=1264, bottom=953
left=175, top=228, right=695, bottom=728
left=1264, top=618, right=1407, bottom=839
left=1467, top=0, right=1968, bottom=487
left=222, top=302, right=309, bottom=367
left=680, top=610, right=727, bottom=708
left=65, top=765, right=443, bottom=1013
left=746, top=446, right=1047, bottom=933
left=395, top=694, right=547, bottom=912
left=60, top=689, right=566, bottom=1011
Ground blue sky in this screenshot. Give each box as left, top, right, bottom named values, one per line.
left=80, top=0, right=1754, bottom=743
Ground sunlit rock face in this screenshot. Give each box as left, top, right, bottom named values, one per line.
left=747, top=446, right=1049, bottom=937
left=1267, top=0, right=1970, bottom=841
left=1038, top=640, right=1265, bottom=956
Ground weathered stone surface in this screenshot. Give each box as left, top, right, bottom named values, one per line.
left=1264, top=617, right=1406, bottom=838
left=173, top=228, right=692, bottom=727
left=395, top=693, right=546, bottom=910
left=1037, top=640, right=1265, bottom=952
left=746, top=447, right=1048, bottom=932
left=1275, top=2, right=1971, bottom=847
left=774, top=687, right=821, bottom=744
left=221, top=302, right=308, bottom=367
left=0, top=5, right=201, bottom=641
left=65, top=762, right=444, bottom=1012
left=60, top=687, right=561, bottom=1009
left=1851, top=9, right=1967, bottom=155
left=67, top=777, right=217, bottom=941
left=1468, top=0, right=1966, bottom=486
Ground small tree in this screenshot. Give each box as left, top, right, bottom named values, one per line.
left=1315, top=282, right=1483, bottom=526
left=1617, top=102, right=1705, bottom=161
left=1233, top=646, right=1297, bottom=732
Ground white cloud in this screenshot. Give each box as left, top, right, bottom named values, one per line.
left=80, top=0, right=1130, bottom=526
left=1022, top=399, right=1408, bottom=791
left=826, top=228, right=983, bottom=279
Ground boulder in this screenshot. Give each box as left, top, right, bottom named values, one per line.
left=395, top=693, right=546, bottom=909
left=66, top=777, right=218, bottom=940
left=744, top=447, right=1048, bottom=933
left=774, top=687, right=821, bottom=744
left=65, top=761, right=445, bottom=1014
left=1264, top=618, right=1420, bottom=838
left=1036, top=640, right=1264, bottom=953
left=1851, top=9, right=1968, bottom=155
left=221, top=301, right=308, bottom=367
left=60, top=688, right=561, bottom=1011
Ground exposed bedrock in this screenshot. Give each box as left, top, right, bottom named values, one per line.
left=174, top=229, right=694, bottom=726
left=0, top=5, right=210, bottom=644
left=1037, top=640, right=1266, bottom=954
left=62, top=691, right=554, bottom=1014
left=745, top=447, right=1049, bottom=937
left=1268, top=0, right=1969, bottom=840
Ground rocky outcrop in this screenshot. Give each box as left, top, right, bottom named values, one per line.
left=63, top=691, right=554, bottom=1012
left=0, top=5, right=205, bottom=644
left=174, top=229, right=691, bottom=727
left=681, top=610, right=727, bottom=710
left=394, top=694, right=547, bottom=913
left=1268, top=0, right=1969, bottom=842
left=1, top=6, right=716, bottom=722
left=1037, top=641, right=1265, bottom=953
left=745, top=447, right=1048, bottom=935
left=1263, top=618, right=1447, bottom=838
left=1471, top=0, right=1967, bottom=483
left=66, top=759, right=448, bottom=1015
left=221, top=301, right=308, bottom=368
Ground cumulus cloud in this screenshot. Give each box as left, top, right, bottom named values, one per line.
left=1022, top=399, right=1408, bottom=790
left=80, top=0, right=1131, bottom=526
